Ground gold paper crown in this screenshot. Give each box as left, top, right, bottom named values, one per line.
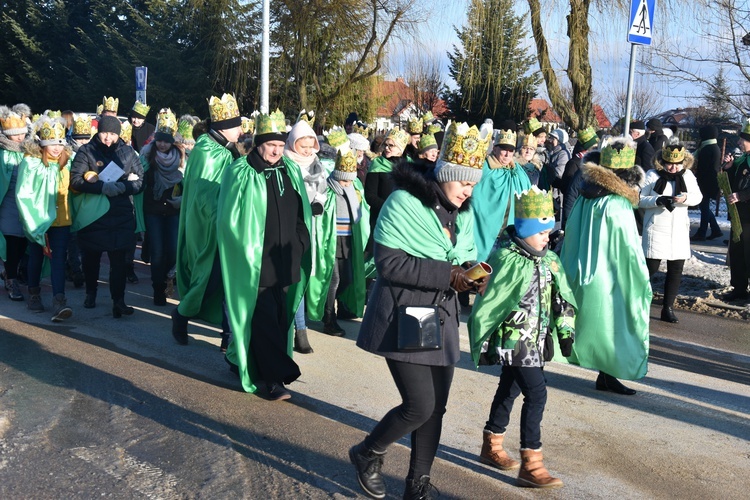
left=132, top=100, right=150, bottom=117
left=35, top=116, right=66, bottom=145
left=102, top=96, right=119, bottom=113
left=427, top=123, right=442, bottom=135
left=662, top=145, right=686, bottom=164
left=335, top=149, right=358, bottom=173
left=156, top=108, right=178, bottom=136
left=240, top=116, right=254, bottom=134
left=440, top=121, right=493, bottom=169
left=524, top=118, right=543, bottom=135
left=577, top=126, right=598, bottom=149
left=407, top=116, right=423, bottom=134
left=296, top=109, right=315, bottom=127
left=419, top=133, right=437, bottom=152
left=119, top=120, right=132, bottom=143
left=45, top=110, right=62, bottom=119
left=32, top=113, right=41, bottom=123
left=386, top=127, right=410, bottom=152
left=421, top=111, right=435, bottom=124
left=72, top=114, right=93, bottom=137
left=352, top=121, right=370, bottom=136
left=494, top=128, right=517, bottom=148
left=96, top=105, right=103, bottom=116
left=0, top=106, right=28, bottom=134
left=254, top=109, right=286, bottom=136
left=325, top=126, right=350, bottom=150
left=515, top=186, right=555, bottom=220
left=207, top=93, right=240, bottom=122
left=601, top=141, right=636, bottom=169
left=521, top=134, right=537, bottom=149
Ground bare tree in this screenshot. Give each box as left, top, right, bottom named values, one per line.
left=403, top=54, right=445, bottom=116
left=605, top=78, right=664, bottom=127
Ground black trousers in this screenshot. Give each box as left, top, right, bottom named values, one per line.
left=729, top=220, right=750, bottom=292
left=3, top=235, right=28, bottom=280
left=250, top=285, right=301, bottom=385
left=82, top=249, right=127, bottom=301
left=646, top=258, right=685, bottom=309
left=365, top=359, right=454, bottom=479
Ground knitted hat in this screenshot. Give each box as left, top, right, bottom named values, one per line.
left=97, top=115, right=122, bottom=135
left=0, top=104, right=29, bottom=136
left=549, top=128, right=568, bottom=145
left=630, top=120, right=646, bottom=131
left=72, top=113, right=93, bottom=139
left=577, top=126, right=598, bottom=150
left=514, top=186, right=555, bottom=239
left=418, top=133, right=438, bottom=153
left=662, top=144, right=687, bottom=164
left=131, top=100, right=150, bottom=119
left=646, top=118, right=663, bottom=131
left=35, top=116, right=67, bottom=147
left=600, top=137, right=636, bottom=169
left=698, top=125, right=718, bottom=141
left=347, top=133, right=370, bottom=151
left=208, top=94, right=241, bottom=130
left=434, top=120, right=491, bottom=184
left=332, top=149, right=358, bottom=181
left=253, top=109, right=288, bottom=146
left=494, top=119, right=517, bottom=150
left=154, top=108, right=178, bottom=143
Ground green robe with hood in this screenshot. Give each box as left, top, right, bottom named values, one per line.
left=218, top=155, right=312, bottom=393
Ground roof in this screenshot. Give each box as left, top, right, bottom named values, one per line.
left=373, top=78, right=448, bottom=119
left=528, top=98, right=611, bottom=129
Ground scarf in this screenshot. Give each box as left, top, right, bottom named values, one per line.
left=487, top=154, right=516, bottom=170
left=653, top=168, right=687, bottom=195
left=284, top=121, right=320, bottom=170
left=152, top=147, right=183, bottom=200
left=694, top=138, right=717, bottom=155
left=327, top=176, right=361, bottom=224
left=0, top=135, right=23, bottom=152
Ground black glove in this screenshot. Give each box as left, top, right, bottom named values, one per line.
left=559, top=337, right=573, bottom=357
left=311, top=202, right=324, bottom=216
left=450, top=265, right=474, bottom=293
left=656, top=196, right=675, bottom=212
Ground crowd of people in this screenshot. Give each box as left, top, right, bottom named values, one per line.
left=2, top=94, right=750, bottom=499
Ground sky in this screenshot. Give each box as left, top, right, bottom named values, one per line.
left=383, top=0, right=733, bottom=120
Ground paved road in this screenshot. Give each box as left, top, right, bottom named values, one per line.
left=1, top=264, right=748, bottom=499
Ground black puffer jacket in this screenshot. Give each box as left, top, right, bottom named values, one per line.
left=70, top=135, right=144, bottom=252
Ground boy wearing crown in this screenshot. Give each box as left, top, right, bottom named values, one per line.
left=172, top=94, right=244, bottom=348
left=469, top=186, right=576, bottom=489
left=217, top=109, right=311, bottom=401
left=129, top=101, right=154, bottom=153
left=560, top=137, right=651, bottom=395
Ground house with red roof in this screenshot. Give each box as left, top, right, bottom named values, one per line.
left=372, top=77, right=448, bottom=134
left=528, top=98, right=611, bottom=130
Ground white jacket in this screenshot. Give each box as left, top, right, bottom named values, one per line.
left=639, top=158, right=702, bottom=261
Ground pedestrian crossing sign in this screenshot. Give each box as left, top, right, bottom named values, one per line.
left=627, top=0, right=655, bottom=45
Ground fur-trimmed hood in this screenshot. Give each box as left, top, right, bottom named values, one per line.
left=580, top=161, right=645, bottom=207
left=653, top=150, right=695, bottom=172
left=390, top=159, right=472, bottom=213
left=514, top=152, right=542, bottom=171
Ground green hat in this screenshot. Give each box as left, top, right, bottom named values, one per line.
left=418, top=133, right=438, bottom=153
left=577, top=126, right=598, bottom=150
left=524, top=117, right=543, bottom=135
left=131, top=100, right=150, bottom=119
left=421, top=111, right=435, bottom=124
left=740, top=118, right=750, bottom=141
left=427, top=123, right=442, bottom=135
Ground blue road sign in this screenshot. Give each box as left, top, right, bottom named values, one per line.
left=627, top=0, right=655, bottom=45
left=135, top=66, right=148, bottom=91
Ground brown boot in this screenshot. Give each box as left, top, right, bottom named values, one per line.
left=479, top=430, right=520, bottom=470
left=517, top=448, right=563, bottom=488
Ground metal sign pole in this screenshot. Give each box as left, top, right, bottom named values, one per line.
left=623, top=44, right=637, bottom=137
left=260, top=0, right=270, bottom=114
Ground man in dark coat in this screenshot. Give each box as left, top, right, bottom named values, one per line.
left=129, top=101, right=155, bottom=153
left=692, top=125, right=723, bottom=240
left=647, top=118, right=667, bottom=156
left=630, top=120, right=655, bottom=170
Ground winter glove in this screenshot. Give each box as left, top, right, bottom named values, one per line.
left=450, top=265, right=474, bottom=293
left=474, top=277, right=488, bottom=296
left=167, top=196, right=182, bottom=209
left=656, top=196, right=675, bottom=212
left=559, top=337, right=574, bottom=357
left=311, top=202, right=324, bottom=216
left=101, top=182, right=126, bottom=197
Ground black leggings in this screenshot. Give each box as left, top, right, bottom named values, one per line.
left=364, top=359, right=454, bottom=479
left=646, top=258, right=684, bottom=309
left=3, top=235, right=28, bottom=279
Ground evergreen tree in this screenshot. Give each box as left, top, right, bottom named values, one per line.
left=701, top=68, right=734, bottom=123
left=447, top=0, right=540, bottom=124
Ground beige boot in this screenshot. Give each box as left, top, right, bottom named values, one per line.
left=516, top=448, right=563, bottom=488
left=479, top=430, right=520, bottom=470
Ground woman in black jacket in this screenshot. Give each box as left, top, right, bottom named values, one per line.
left=70, top=116, right=144, bottom=317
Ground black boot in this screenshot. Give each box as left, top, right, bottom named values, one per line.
left=661, top=306, right=678, bottom=323
left=153, top=282, right=167, bottom=306
left=404, top=475, right=438, bottom=500
left=595, top=372, right=636, bottom=395
left=349, top=441, right=386, bottom=499
left=83, top=292, right=96, bottom=308
left=323, top=312, right=345, bottom=336
left=113, top=300, right=135, bottom=318
left=171, top=308, right=189, bottom=345
left=294, top=328, right=314, bottom=354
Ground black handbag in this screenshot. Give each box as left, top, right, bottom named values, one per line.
left=387, top=281, right=443, bottom=351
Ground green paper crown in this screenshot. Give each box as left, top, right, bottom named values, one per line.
left=240, top=116, right=254, bottom=134
left=419, top=133, right=437, bottom=152
left=178, top=115, right=197, bottom=139
left=494, top=128, right=517, bottom=148
left=427, top=123, right=442, bottom=135
left=742, top=119, right=750, bottom=137
left=386, top=126, right=410, bottom=151
left=421, top=111, right=435, bottom=124
left=326, top=126, right=350, bottom=150
left=45, top=109, right=62, bottom=119
left=255, top=109, right=286, bottom=136
left=156, top=108, right=178, bottom=136
left=407, top=116, right=423, bottom=134
left=601, top=142, right=636, bottom=169
left=296, top=109, right=315, bottom=127
left=577, top=126, right=598, bottom=149
left=662, top=145, right=686, bottom=164
left=515, top=186, right=554, bottom=219
left=132, top=100, right=150, bottom=117
left=524, top=117, right=543, bottom=135
left=335, top=149, right=358, bottom=173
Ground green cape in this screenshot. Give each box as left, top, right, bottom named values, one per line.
left=375, top=189, right=476, bottom=264
left=560, top=194, right=652, bottom=380
left=15, top=156, right=69, bottom=246
left=468, top=240, right=576, bottom=367
left=218, top=155, right=312, bottom=393
left=0, top=148, right=24, bottom=260
left=175, top=134, right=234, bottom=323
left=471, top=160, right=532, bottom=261
left=306, top=179, right=370, bottom=320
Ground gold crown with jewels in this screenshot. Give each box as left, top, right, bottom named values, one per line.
left=254, top=109, right=286, bottom=136
left=156, top=108, right=178, bottom=136
left=102, top=96, right=119, bottom=113
left=36, top=116, right=66, bottom=145
left=119, top=120, right=132, bottom=143
left=208, top=93, right=240, bottom=122
left=441, top=120, right=493, bottom=169
left=72, top=113, right=93, bottom=137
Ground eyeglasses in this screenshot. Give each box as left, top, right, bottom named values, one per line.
left=384, top=142, right=397, bottom=149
